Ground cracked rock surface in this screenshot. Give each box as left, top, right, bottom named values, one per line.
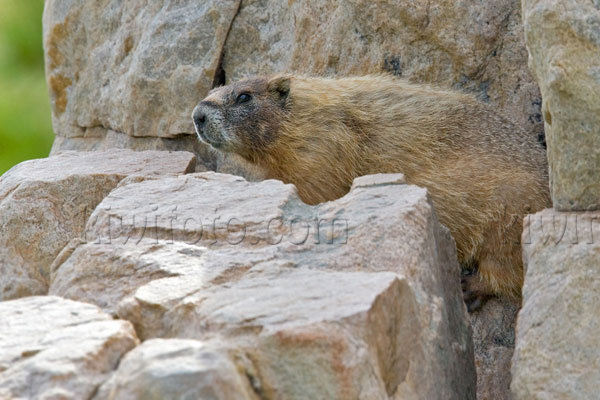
left=43, top=0, right=241, bottom=140
left=0, top=149, right=195, bottom=300
left=49, top=172, right=477, bottom=399
left=522, top=0, right=600, bottom=210
left=512, top=209, right=600, bottom=400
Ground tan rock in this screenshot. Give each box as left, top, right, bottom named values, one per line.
left=0, top=296, right=139, bottom=400
left=0, top=150, right=195, bottom=300
left=94, top=339, right=255, bottom=400
left=151, top=269, right=454, bottom=400
left=51, top=172, right=476, bottom=399
left=522, top=0, right=600, bottom=210
left=81, top=172, right=300, bottom=247
left=512, top=209, right=600, bottom=399
left=43, top=0, right=241, bottom=139
left=49, top=240, right=279, bottom=318
left=50, top=129, right=266, bottom=180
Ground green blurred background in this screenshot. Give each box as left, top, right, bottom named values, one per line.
left=0, top=0, right=53, bottom=175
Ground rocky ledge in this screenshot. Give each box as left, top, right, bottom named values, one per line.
left=0, top=151, right=484, bottom=399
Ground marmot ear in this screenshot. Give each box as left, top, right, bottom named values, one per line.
left=267, top=75, right=291, bottom=102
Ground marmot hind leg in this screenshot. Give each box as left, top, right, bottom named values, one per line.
left=461, top=247, right=523, bottom=312
left=461, top=209, right=525, bottom=311
left=461, top=265, right=492, bottom=312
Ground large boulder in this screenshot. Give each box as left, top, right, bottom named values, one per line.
left=43, top=0, right=544, bottom=170
left=51, top=172, right=477, bottom=399
left=522, top=0, right=600, bottom=210
left=512, top=209, right=600, bottom=399
left=512, top=1, right=600, bottom=398
left=0, top=150, right=195, bottom=300
left=0, top=296, right=139, bottom=400
left=43, top=0, right=241, bottom=140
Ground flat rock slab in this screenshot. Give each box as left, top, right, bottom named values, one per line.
left=0, top=296, right=139, bottom=400
left=49, top=132, right=268, bottom=181
left=512, top=209, right=600, bottom=399
left=0, top=150, right=195, bottom=300
left=51, top=172, right=476, bottom=399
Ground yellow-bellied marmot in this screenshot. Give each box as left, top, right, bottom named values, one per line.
left=192, top=74, right=551, bottom=310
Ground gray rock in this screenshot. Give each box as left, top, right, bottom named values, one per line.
left=522, top=0, right=600, bottom=210
left=0, top=150, right=195, bottom=300
left=0, top=296, right=139, bottom=400
left=94, top=339, right=255, bottom=400
left=512, top=209, right=600, bottom=399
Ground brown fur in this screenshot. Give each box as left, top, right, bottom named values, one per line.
left=192, top=74, right=551, bottom=299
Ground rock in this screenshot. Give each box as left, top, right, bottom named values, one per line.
left=0, top=150, right=195, bottom=300
left=49, top=129, right=266, bottom=180
left=512, top=209, right=600, bottom=399
left=94, top=339, right=255, bottom=400
left=50, top=131, right=217, bottom=171
left=513, top=2, right=600, bottom=397
left=51, top=172, right=477, bottom=399
left=44, top=1, right=543, bottom=170
left=0, top=296, right=139, bottom=400
left=470, top=298, right=520, bottom=400
left=43, top=0, right=264, bottom=178
left=224, top=0, right=543, bottom=140
left=43, top=0, right=241, bottom=140
left=175, top=269, right=419, bottom=400
left=522, top=0, right=600, bottom=210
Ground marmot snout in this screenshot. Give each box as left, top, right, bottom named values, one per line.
left=192, top=74, right=551, bottom=309
left=193, top=77, right=289, bottom=159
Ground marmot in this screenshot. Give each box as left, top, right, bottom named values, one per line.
left=192, top=74, right=550, bottom=310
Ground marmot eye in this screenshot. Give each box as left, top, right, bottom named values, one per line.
left=236, top=93, right=252, bottom=104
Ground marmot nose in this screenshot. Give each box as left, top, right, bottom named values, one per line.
left=192, top=108, right=207, bottom=133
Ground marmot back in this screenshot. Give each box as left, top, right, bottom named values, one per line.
left=192, top=74, right=551, bottom=309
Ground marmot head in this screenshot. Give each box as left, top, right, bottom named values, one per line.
left=192, top=75, right=291, bottom=160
